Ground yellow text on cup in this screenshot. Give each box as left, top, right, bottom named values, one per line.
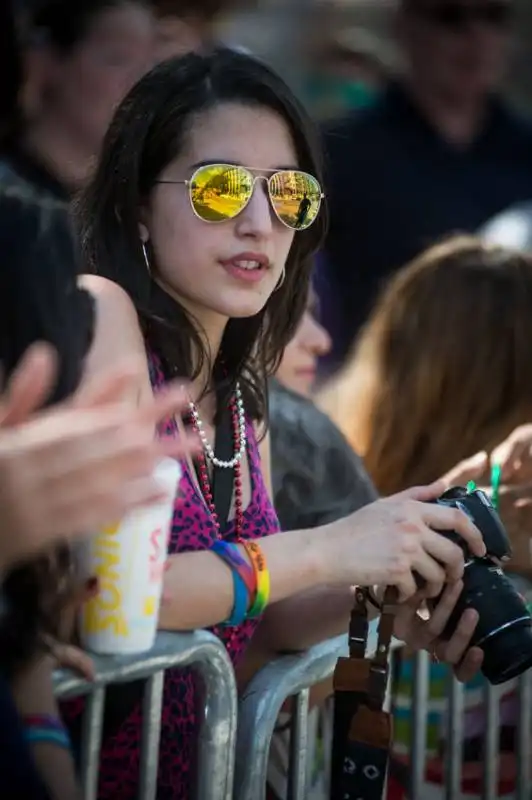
left=83, top=523, right=129, bottom=637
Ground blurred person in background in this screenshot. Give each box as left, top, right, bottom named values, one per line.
left=274, top=289, right=331, bottom=399
left=318, top=235, right=532, bottom=798
left=151, top=0, right=242, bottom=60
left=3, top=0, right=154, bottom=197
left=0, top=0, right=154, bottom=389
left=306, top=25, right=393, bottom=120
left=319, top=0, right=532, bottom=378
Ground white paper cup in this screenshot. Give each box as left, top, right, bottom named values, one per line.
left=78, top=458, right=181, bottom=655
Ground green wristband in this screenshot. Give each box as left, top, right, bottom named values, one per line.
left=491, top=463, right=502, bottom=511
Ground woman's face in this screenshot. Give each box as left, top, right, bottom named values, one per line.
left=276, top=296, right=331, bottom=397
left=142, top=102, right=298, bottom=327
left=48, top=2, right=154, bottom=148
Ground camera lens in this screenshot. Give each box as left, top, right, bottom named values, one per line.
left=437, top=561, right=532, bottom=685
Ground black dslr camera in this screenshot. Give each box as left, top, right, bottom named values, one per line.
left=428, top=486, right=532, bottom=685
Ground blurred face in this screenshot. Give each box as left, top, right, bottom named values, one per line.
left=276, top=294, right=331, bottom=397
left=49, top=2, right=154, bottom=147
left=142, top=102, right=300, bottom=328
left=154, top=15, right=207, bottom=61
left=399, top=0, right=512, bottom=102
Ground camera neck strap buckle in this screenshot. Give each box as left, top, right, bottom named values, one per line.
left=330, top=586, right=398, bottom=800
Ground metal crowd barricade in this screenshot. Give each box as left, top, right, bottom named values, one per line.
left=235, top=634, right=345, bottom=800
left=407, top=652, right=532, bottom=800
left=54, top=630, right=238, bottom=800
left=235, top=627, right=532, bottom=800
left=235, top=625, right=401, bottom=800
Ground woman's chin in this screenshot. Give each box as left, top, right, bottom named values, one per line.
left=216, top=295, right=271, bottom=320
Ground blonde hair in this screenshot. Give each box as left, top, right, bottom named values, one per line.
left=318, top=236, right=532, bottom=495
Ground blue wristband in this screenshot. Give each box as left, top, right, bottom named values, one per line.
left=223, top=567, right=249, bottom=627
left=25, top=727, right=71, bottom=751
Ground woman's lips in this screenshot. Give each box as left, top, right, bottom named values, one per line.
left=219, top=260, right=268, bottom=283
left=219, top=253, right=270, bottom=284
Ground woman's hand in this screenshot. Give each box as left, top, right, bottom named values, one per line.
left=327, top=482, right=485, bottom=601
left=0, top=343, right=198, bottom=570
left=441, top=451, right=489, bottom=488
left=393, top=581, right=484, bottom=682
left=42, top=576, right=98, bottom=682
left=491, top=425, right=532, bottom=484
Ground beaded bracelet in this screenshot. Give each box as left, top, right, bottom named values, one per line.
left=210, top=540, right=254, bottom=626
left=23, top=715, right=71, bottom=751
left=242, top=541, right=270, bottom=619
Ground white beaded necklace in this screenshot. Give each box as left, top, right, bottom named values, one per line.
left=188, top=383, right=247, bottom=469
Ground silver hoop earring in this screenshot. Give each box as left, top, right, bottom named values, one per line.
left=141, top=240, right=151, bottom=278
left=275, top=266, right=286, bottom=291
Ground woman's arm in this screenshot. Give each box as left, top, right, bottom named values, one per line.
left=252, top=432, right=370, bottom=653
left=82, top=277, right=484, bottom=634
left=10, top=656, right=81, bottom=800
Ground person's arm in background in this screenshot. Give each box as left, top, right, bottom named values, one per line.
left=9, top=657, right=80, bottom=800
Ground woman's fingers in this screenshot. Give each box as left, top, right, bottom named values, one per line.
left=421, top=502, right=485, bottom=558
left=159, top=431, right=200, bottom=460
left=453, top=646, right=484, bottom=683
left=396, top=481, right=447, bottom=503
left=52, top=474, right=173, bottom=538
left=434, top=608, right=479, bottom=666
left=51, top=643, right=95, bottom=681
left=409, top=550, right=447, bottom=598
left=423, top=531, right=465, bottom=583
left=395, top=570, right=418, bottom=602
left=422, top=580, right=463, bottom=640
left=74, top=359, right=145, bottom=409
left=135, top=383, right=192, bottom=427
left=0, top=343, right=57, bottom=426
left=441, top=451, right=489, bottom=488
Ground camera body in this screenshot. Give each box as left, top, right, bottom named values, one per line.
left=429, top=486, right=532, bottom=685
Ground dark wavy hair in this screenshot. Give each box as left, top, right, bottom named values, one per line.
left=78, top=48, right=327, bottom=424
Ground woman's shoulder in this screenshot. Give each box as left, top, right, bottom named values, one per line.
left=79, top=275, right=151, bottom=399
left=79, top=274, right=139, bottom=317
left=79, top=274, right=146, bottom=342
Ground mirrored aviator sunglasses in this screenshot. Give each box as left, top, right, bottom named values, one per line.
left=158, top=163, right=324, bottom=231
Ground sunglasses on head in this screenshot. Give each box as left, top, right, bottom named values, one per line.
left=157, top=163, right=324, bottom=231
left=416, top=1, right=512, bottom=29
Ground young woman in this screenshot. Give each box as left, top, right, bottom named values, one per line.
left=72, top=51, right=485, bottom=798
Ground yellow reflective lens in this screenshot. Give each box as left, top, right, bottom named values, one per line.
left=269, top=171, right=322, bottom=230
left=190, top=164, right=252, bottom=222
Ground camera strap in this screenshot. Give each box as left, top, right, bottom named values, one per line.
left=330, top=586, right=398, bottom=800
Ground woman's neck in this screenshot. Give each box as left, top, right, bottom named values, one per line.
left=156, top=277, right=228, bottom=408
left=23, top=117, right=97, bottom=191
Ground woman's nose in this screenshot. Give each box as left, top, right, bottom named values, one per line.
left=307, top=316, right=332, bottom=356
left=235, top=179, right=274, bottom=239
